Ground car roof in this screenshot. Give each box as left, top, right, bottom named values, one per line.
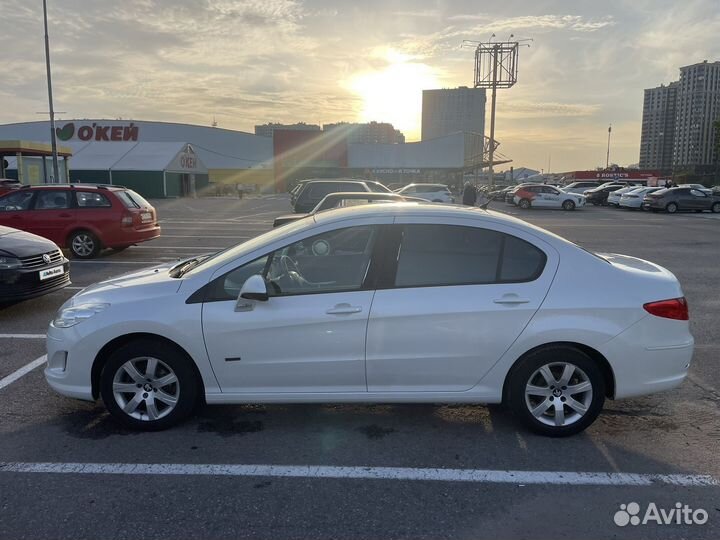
left=404, top=183, right=448, bottom=188
left=302, top=179, right=367, bottom=185
left=18, top=183, right=125, bottom=191
left=322, top=192, right=402, bottom=199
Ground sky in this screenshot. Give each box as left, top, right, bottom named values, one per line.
left=2, top=0, right=719, bottom=172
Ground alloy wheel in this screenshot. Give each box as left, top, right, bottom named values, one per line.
left=71, top=234, right=95, bottom=257
left=112, top=357, right=180, bottom=421
left=524, top=362, right=593, bottom=427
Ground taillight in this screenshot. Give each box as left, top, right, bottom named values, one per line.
left=121, top=213, right=133, bottom=226
left=643, top=297, right=689, bottom=321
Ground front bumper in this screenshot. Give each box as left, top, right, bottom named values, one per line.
left=0, top=261, right=70, bottom=302
left=44, top=323, right=95, bottom=401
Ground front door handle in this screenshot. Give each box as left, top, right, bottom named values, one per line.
left=326, top=303, right=363, bottom=315
left=493, top=295, right=530, bottom=305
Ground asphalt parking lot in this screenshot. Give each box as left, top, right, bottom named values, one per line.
left=1, top=196, right=718, bottom=539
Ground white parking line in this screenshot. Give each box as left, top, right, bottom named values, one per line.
left=0, top=334, right=46, bottom=339
left=0, top=462, right=717, bottom=486
left=0, top=355, right=46, bottom=391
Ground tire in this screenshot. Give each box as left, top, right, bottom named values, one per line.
left=518, top=198, right=531, bottom=210
left=100, top=339, right=199, bottom=431
left=432, top=199, right=443, bottom=203
left=562, top=200, right=575, bottom=211
left=666, top=202, right=678, bottom=214
left=506, top=345, right=605, bottom=437
left=712, top=202, right=720, bottom=214
left=69, top=230, right=101, bottom=259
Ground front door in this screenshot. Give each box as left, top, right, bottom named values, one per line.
left=366, top=221, right=558, bottom=392
left=201, top=224, right=384, bottom=394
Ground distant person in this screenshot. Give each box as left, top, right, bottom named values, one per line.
left=665, top=179, right=673, bottom=189
left=462, top=182, right=477, bottom=206
left=236, top=183, right=244, bottom=199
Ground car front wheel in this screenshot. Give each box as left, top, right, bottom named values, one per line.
left=562, top=200, right=576, bottom=211
left=711, top=202, right=720, bottom=213
left=666, top=202, right=678, bottom=213
left=518, top=198, right=531, bottom=209
left=100, top=339, right=199, bottom=431
left=69, top=230, right=101, bottom=259
left=506, top=346, right=605, bottom=437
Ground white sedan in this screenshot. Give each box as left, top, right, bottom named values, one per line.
left=619, top=187, right=664, bottom=209
left=607, top=186, right=639, bottom=206
left=395, top=183, right=454, bottom=203
left=45, top=203, right=693, bottom=437
left=513, top=184, right=586, bottom=210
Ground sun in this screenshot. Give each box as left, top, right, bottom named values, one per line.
left=348, top=51, right=440, bottom=140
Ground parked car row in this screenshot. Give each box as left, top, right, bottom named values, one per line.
left=600, top=185, right=720, bottom=213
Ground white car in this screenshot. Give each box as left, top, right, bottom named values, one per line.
left=561, top=181, right=601, bottom=194
left=396, top=183, right=454, bottom=203
left=619, top=187, right=664, bottom=209
left=513, top=184, right=586, bottom=210
left=45, top=204, right=693, bottom=437
left=606, top=186, right=639, bottom=206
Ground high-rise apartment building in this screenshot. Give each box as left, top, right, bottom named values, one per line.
left=640, top=60, right=720, bottom=173
left=421, top=87, right=486, bottom=140
left=254, top=122, right=321, bottom=138
left=639, top=82, right=679, bottom=171
left=673, top=61, right=720, bottom=169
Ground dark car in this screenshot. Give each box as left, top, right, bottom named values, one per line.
left=292, top=180, right=389, bottom=213
left=584, top=184, right=625, bottom=206
left=274, top=192, right=424, bottom=227
left=642, top=187, right=720, bottom=213
left=0, top=225, right=70, bottom=303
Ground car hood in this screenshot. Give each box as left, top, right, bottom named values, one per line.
left=65, top=261, right=182, bottom=308
left=0, top=226, right=60, bottom=257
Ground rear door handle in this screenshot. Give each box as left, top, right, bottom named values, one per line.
left=326, top=303, right=363, bottom=315
left=493, top=295, right=530, bottom=305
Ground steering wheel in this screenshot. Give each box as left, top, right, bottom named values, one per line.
left=280, top=254, right=308, bottom=287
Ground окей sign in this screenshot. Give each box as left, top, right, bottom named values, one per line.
left=55, top=122, right=139, bottom=142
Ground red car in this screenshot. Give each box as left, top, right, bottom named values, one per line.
left=0, top=184, right=161, bottom=258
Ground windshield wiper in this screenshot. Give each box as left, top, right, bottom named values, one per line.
left=170, top=255, right=209, bottom=278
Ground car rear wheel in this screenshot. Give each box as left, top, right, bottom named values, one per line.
left=562, top=200, right=576, bottom=211
left=100, top=339, right=199, bottom=431
left=69, top=230, right=101, bottom=259
left=666, top=202, right=678, bottom=213
left=712, top=202, right=720, bottom=213
left=506, top=346, right=605, bottom=437
left=518, top=198, right=531, bottom=210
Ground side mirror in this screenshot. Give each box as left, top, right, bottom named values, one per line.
left=236, top=275, right=268, bottom=311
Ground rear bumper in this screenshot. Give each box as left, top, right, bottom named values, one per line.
left=600, top=315, right=693, bottom=399
left=107, top=225, right=161, bottom=247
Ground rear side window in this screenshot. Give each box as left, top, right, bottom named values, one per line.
left=76, top=191, right=111, bottom=208
left=34, top=190, right=70, bottom=209
left=394, top=225, right=546, bottom=287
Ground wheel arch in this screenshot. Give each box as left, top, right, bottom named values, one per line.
left=501, top=341, right=616, bottom=402
left=91, top=332, right=206, bottom=404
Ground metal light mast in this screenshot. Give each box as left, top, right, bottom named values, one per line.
left=42, top=0, right=60, bottom=183
left=465, top=37, right=529, bottom=186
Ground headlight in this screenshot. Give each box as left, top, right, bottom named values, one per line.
left=0, top=256, right=21, bottom=270
left=52, top=303, right=110, bottom=328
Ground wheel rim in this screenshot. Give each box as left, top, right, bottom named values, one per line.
left=524, top=362, right=593, bottom=427
left=112, top=357, right=180, bottom=421
left=563, top=201, right=574, bottom=210
left=72, top=234, right=95, bottom=256
left=667, top=204, right=677, bottom=213
left=713, top=203, right=720, bottom=213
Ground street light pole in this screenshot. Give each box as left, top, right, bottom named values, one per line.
left=42, top=0, right=60, bottom=183
left=606, top=124, right=612, bottom=169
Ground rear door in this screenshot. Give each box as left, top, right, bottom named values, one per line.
left=24, top=190, right=75, bottom=245
left=366, top=219, right=558, bottom=392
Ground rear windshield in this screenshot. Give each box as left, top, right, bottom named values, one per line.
left=117, top=189, right=152, bottom=209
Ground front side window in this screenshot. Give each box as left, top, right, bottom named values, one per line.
left=209, top=225, right=379, bottom=301
left=34, top=190, right=70, bottom=210
left=0, top=191, right=33, bottom=211
left=394, top=225, right=546, bottom=288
